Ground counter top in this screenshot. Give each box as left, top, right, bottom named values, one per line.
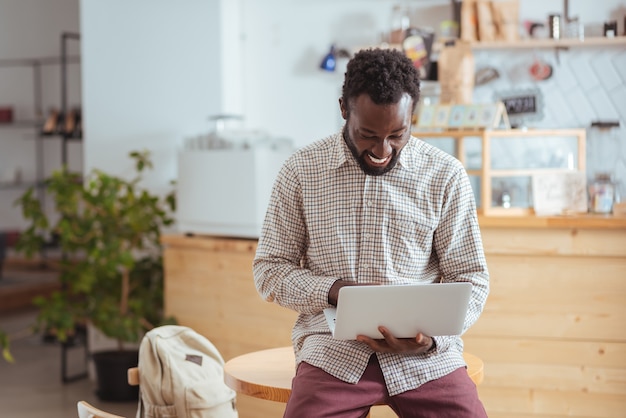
left=161, top=233, right=258, bottom=249
left=165, top=214, right=626, bottom=246
left=478, top=214, right=626, bottom=229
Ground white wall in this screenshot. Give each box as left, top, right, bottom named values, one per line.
left=240, top=0, right=454, bottom=148
left=519, top=0, right=626, bottom=32
left=0, top=0, right=80, bottom=58
left=80, top=0, right=237, bottom=194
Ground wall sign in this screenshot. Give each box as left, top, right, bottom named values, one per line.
left=502, top=95, right=537, bottom=115
left=494, top=88, right=544, bottom=127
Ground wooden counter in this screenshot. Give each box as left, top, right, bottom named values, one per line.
left=470, top=215, right=626, bottom=418
left=478, top=213, right=626, bottom=229
left=162, top=215, right=626, bottom=418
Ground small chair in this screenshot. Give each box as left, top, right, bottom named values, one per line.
left=76, top=400, right=126, bottom=418
left=76, top=369, right=140, bottom=418
left=128, top=367, right=140, bottom=386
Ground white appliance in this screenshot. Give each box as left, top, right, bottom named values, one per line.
left=176, top=146, right=292, bottom=239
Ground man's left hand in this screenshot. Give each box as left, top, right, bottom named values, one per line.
left=356, top=326, right=434, bottom=355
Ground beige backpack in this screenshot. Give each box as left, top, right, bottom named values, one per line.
left=136, top=325, right=238, bottom=418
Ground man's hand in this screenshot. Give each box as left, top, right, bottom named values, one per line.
left=328, top=280, right=373, bottom=306
left=356, top=326, right=434, bottom=355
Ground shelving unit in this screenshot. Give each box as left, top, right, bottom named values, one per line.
left=0, top=34, right=82, bottom=271
left=406, top=36, right=626, bottom=55
left=414, top=128, right=586, bottom=216
left=0, top=57, right=49, bottom=231
left=468, top=36, right=626, bottom=49
left=0, top=123, right=44, bottom=188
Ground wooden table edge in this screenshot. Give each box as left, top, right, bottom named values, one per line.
left=224, top=346, right=484, bottom=402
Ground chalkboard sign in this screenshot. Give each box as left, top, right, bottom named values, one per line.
left=494, top=88, right=544, bottom=125
left=502, top=94, right=537, bottom=115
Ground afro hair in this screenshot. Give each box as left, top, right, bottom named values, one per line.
left=341, top=48, right=421, bottom=113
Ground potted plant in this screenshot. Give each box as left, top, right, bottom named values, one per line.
left=9, top=150, right=176, bottom=400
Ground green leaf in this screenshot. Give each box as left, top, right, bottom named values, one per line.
left=0, top=331, right=14, bottom=363
left=7, top=149, right=178, bottom=352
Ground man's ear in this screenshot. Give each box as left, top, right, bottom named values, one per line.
left=339, top=98, right=348, bottom=120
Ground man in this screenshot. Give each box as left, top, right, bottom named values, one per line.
left=253, top=48, right=489, bottom=417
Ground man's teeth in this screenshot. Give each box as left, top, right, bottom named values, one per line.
left=368, top=154, right=388, bottom=164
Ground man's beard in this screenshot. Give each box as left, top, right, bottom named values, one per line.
left=342, top=126, right=400, bottom=176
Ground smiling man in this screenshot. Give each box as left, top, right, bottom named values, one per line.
left=254, top=48, right=489, bottom=417
left=342, top=92, right=412, bottom=176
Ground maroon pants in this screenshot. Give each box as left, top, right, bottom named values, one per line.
left=284, top=355, right=487, bottom=418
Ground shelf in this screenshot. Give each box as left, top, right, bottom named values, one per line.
left=415, top=128, right=587, bottom=216
left=368, top=36, right=626, bottom=58
left=0, top=55, right=80, bottom=68
left=0, top=121, right=41, bottom=129
left=489, top=168, right=577, bottom=177
left=414, top=128, right=585, bottom=137
left=478, top=213, right=626, bottom=229
left=0, top=125, right=82, bottom=141
left=40, top=133, right=83, bottom=141
left=0, top=181, right=43, bottom=191
left=468, top=36, right=626, bottom=50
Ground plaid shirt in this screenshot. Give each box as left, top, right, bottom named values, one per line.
left=253, top=130, right=489, bottom=396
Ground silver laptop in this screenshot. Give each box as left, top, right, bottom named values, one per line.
left=323, top=282, right=472, bottom=340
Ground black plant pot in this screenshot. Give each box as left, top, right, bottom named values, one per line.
left=92, top=350, right=139, bottom=402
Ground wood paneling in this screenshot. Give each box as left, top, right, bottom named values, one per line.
left=163, top=215, right=626, bottom=417
left=162, top=240, right=296, bottom=362
left=464, top=223, right=626, bottom=418
left=480, top=228, right=626, bottom=257
left=478, top=386, right=626, bottom=418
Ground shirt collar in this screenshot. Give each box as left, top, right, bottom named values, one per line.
left=328, top=130, right=351, bottom=170
left=397, top=136, right=417, bottom=170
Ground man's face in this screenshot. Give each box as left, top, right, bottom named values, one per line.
left=340, top=93, right=413, bottom=176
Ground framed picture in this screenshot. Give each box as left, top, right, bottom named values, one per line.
left=477, top=104, right=498, bottom=127
left=433, top=105, right=451, bottom=128
left=462, top=104, right=480, bottom=127
left=448, top=105, right=465, bottom=127
left=417, top=105, right=436, bottom=128
left=532, top=171, right=588, bottom=215
left=477, top=102, right=510, bottom=128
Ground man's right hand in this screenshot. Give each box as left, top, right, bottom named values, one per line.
left=328, top=280, right=350, bottom=306
left=328, top=280, right=376, bottom=306
left=357, top=328, right=436, bottom=355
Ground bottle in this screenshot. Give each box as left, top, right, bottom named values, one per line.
left=589, top=173, right=615, bottom=214
left=389, top=4, right=410, bottom=44
left=548, top=14, right=561, bottom=39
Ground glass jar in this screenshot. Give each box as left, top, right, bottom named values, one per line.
left=389, top=4, right=410, bottom=44
left=588, top=173, right=615, bottom=214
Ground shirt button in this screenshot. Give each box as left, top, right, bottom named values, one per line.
left=364, top=233, right=371, bottom=240
left=367, top=200, right=373, bottom=207
left=362, top=264, right=369, bottom=270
